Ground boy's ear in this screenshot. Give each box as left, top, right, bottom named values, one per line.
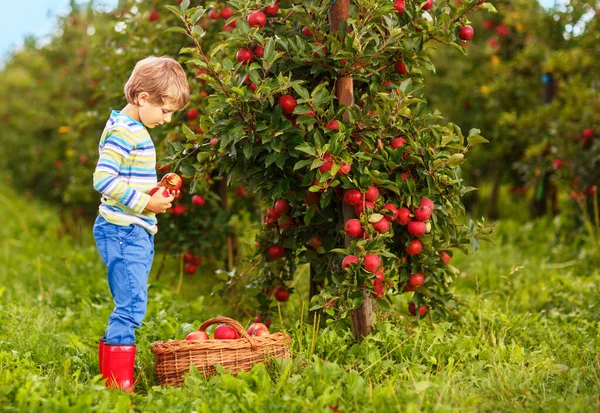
left=137, top=92, right=150, bottom=106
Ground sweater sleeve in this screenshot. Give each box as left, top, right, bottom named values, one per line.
left=93, top=127, right=151, bottom=214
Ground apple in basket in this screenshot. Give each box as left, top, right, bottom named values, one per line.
left=185, top=331, right=209, bottom=341
left=247, top=322, right=270, bottom=337
left=214, top=324, right=240, bottom=340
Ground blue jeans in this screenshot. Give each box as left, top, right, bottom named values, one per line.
left=93, top=216, right=155, bottom=345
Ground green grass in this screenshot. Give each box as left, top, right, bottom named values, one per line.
left=1, top=185, right=599, bottom=412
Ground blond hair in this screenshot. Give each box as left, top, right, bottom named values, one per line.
left=124, top=56, right=190, bottom=109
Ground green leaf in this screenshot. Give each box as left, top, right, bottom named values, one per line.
left=164, top=27, right=188, bottom=35
left=467, top=135, right=488, bottom=146
left=180, top=0, right=190, bottom=13
left=182, top=124, right=196, bottom=142
left=480, top=2, right=498, bottom=12
left=190, top=8, right=206, bottom=25
left=295, top=142, right=317, bottom=156
left=164, top=5, right=183, bottom=17
left=448, top=153, right=465, bottom=167
left=179, top=163, right=196, bottom=177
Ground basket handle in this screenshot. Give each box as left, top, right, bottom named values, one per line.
left=198, top=316, right=258, bottom=349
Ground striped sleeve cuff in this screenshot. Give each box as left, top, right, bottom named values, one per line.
left=126, top=190, right=151, bottom=214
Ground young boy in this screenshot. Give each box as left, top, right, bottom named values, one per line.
left=92, top=56, right=190, bottom=391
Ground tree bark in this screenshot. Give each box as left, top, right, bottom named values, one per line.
left=329, top=0, right=374, bottom=341
left=215, top=178, right=238, bottom=271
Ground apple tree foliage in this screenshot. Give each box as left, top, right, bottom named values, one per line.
left=165, top=0, right=493, bottom=321
left=425, top=0, right=600, bottom=219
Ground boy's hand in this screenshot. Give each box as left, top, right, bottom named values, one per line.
left=145, top=189, right=175, bottom=214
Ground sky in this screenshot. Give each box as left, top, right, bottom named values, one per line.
left=0, top=0, right=117, bottom=64
left=0, top=0, right=567, bottom=65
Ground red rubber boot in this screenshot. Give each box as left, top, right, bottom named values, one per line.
left=101, top=344, right=136, bottom=391
left=98, top=339, right=106, bottom=374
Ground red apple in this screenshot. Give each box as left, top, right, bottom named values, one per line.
left=186, top=108, right=199, bottom=120
left=408, top=272, right=425, bottom=287
left=268, top=244, right=285, bottom=260
left=274, top=199, right=290, bottom=215
left=236, top=48, right=254, bottom=64
left=148, top=10, right=160, bottom=21
left=394, top=61, right=408, bottom=75
left=247, top=322, right=270, bottom=336
left=264, top=2, right=279, bottom=15
left=301, top=26, right=313, bottom=36
left=184, top=263, right=197, bottom=274
left=391, top=138, right=407, bottom=149
left=325, top=119, right=339, bottom=130
left=247, top=10, right=267, bottom=28
left=274, top=286, right=290, bottom=302
left=149, top=187, right=170, bottom=197
left=192, top=195, right=206, bottom=206
left=309, top=235, right=322, bottom=249
left=405, top=239, right=423, bottom=255
left=439, top=250, right=452, bottom=264
left=408, top=302, right=427, bottom=317
left=365, top=186, right=379, bottom=202
left=364, top=254, right=381, bottom=273
left=459, top=25, right=474, bottom=41
left=582, top=128, right=594, bottom=139
left=186, top=331, right=210, bottom=341
left=278, top=95, right=297, bottom=114
left=408, top=221, right=426, bottom=237
left=342, top=255, right=359, bottom=270
left=414, top=205, right=432, bottom=222
left=254, top=45, right=265, bottom=58
left=382, top=204, right=399, bottom=221
left=160, top=173, right=183, bottom=191
left=419, top=198, right=434, bottom=210
left=396, top=207, right=412, bottom=225
left=338, top=163, right=351, bottom=175
left=214, top=324, right=240, bottom=339
left=219, top=8, right=233, bottom=19
left=422, top=0, right=434, bottom=11
left=208, top=9, right=221, bottom=19
left=344, top=219, right=363, bottom=238
left=394, top=0, right=405, bottom=14
left=372, top=217, right=390, bottom=233
left=343, top=189, right=363, bottom=206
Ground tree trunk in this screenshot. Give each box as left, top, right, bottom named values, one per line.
left=308, top=263, right=324, bottom=322
left=215, top=178, right=238, bottom=271
left=486, top=166, right=501, bottom=220
left=329, top=0, right=373, bottom=341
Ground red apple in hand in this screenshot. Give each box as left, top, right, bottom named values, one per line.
left=149, top=187, right=170, bottom=197
left=160, top=173, right=182, bottom=191
left=214, top=324, right=240, bottom=339
left=186, top=331, right=209, bottom=341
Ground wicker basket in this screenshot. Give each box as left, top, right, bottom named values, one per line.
left=151, top=316, right=291, bottom=386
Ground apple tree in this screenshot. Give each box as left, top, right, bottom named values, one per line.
left=166, top=0, right=492, bottom=339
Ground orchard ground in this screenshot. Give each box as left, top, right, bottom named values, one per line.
left=1, top=182, right=599, bottom=412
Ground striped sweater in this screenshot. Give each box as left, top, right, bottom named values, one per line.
left=93, top=110, right=158, bottom=234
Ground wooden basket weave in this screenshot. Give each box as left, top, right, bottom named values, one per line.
left=151, top=317, right=291, bottom=386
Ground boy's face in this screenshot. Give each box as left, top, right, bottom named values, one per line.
left=138, top=93, right=178, bottom=129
